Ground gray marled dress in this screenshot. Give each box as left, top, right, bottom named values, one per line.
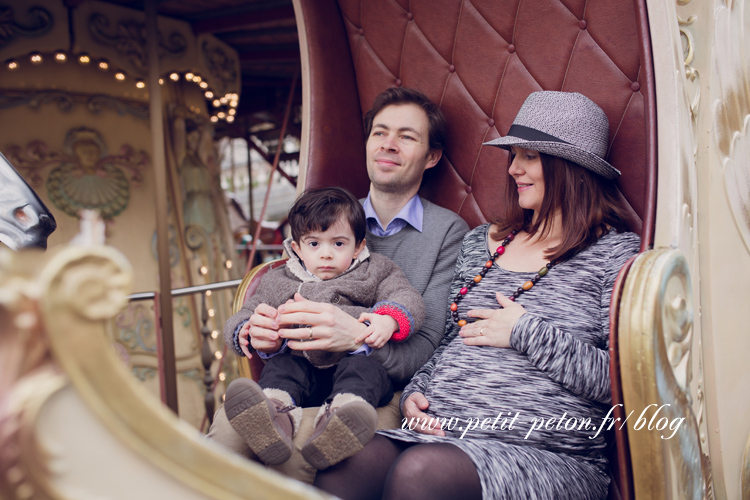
left=379, top=224, right=640, bottom=500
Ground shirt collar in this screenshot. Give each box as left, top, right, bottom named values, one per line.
left=363, top=193, right=423, bottom=234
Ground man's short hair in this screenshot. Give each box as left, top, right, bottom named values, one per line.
left=288, top=187, right=367, bottom=244
left=363, top=87, right=447, bottom=152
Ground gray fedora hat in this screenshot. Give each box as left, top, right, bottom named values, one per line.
left=484, top=91, right=620, bottom=179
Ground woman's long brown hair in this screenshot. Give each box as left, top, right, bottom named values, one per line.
left=490, top=153, right=632, bottom=263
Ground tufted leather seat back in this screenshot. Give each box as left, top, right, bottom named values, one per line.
left=296, top=0, right=655, bottom=243
left=294, top=3, right=656, bottom=497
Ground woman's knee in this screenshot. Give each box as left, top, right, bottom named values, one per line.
left=384, top=444, right=481, bottom=500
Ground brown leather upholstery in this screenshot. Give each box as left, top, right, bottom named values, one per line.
left=297, top=0, right=656, bottom=244
left=289, top=2, right=658, bottom=497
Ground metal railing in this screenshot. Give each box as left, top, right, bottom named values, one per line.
left=127, top=278, right=243, bottom=428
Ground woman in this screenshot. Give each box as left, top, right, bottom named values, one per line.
left=314, top=91, right=641, bottom=500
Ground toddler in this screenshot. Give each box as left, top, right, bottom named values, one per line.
left=223, top=187, right=424, bottom=470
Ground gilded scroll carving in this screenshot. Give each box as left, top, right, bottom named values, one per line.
left=0, top=223, right=326, bottom=499
left=0, top=5, right=53, bottom=47
left=619, top=249, right=711, bottom=499
left=88, top=12, right=186, bottom=74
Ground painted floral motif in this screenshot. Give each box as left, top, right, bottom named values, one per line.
left=89, top=12, right=186, bottom=74
left=0, top=5, right=52, bottom=47
left=7, top=128, right=148, bottom=221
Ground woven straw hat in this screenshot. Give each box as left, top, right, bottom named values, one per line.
left=484, top=91, right=620, bottom=179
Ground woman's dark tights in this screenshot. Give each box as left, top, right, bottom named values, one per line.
left=314, top=435, right=483, bottom=500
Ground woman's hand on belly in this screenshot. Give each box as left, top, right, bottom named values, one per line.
left=459, top=292, right=526, bottom=348
left=402, top=393, right=446, bottom=437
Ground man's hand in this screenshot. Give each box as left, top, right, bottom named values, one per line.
left=277, top=293, right=368, bottom=352
left=402, top=393, right=445, bottom=437
left=355, top=312, right=398, bottom=349
left=248, top=303, right=284, bottom=354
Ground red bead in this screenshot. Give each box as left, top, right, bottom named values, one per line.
left=496, top=246, right=505, bottom=255
left=450, top=303, right=458, bottom=311
left=485, top=260, right=493, bottom=268
left=460, top=287, right=468, bottom=295
left=509, top=296, right=516, bottom=301
left=506, top=233, right=515, bottom=241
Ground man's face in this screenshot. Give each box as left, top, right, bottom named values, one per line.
left=366, top=103, right=441, bottom=195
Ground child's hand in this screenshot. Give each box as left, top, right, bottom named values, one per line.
left=238, top=321, right=253, bottom=359
left=248, top=303, right=284, bottom=354
left=356, top=313, right=398, bottom=349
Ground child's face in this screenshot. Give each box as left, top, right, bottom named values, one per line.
left=291, top=217, right=366, bottom=280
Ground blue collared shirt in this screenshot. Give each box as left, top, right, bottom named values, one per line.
left=363, top=193, right=423, bottom=236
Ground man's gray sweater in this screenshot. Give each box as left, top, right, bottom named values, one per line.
left=365, top=198, right=469, bottom=387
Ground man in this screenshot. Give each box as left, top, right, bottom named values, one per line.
left=209, top=87, right=469, bottom=477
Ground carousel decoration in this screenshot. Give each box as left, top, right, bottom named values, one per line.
left=88, top=11, right=187, bottom=73
left=6, top=127, right=149, bottom=223
left=0, top=4, right=53, bottom=47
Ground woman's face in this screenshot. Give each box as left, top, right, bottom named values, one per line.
left=508, top=146, right=545, bottom=213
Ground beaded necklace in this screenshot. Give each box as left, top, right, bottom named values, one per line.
left=450, top=230, right=555, bottom=326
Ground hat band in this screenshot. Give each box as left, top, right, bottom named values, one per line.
left=506, top=124, right=570, bottom=145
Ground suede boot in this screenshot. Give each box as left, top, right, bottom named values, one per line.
left=224, top=379, right=302, bottom=465
left=300, top=393, right=378, bottom=470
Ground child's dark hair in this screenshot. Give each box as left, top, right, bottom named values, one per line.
left=288, top=187, right=366, bottom=244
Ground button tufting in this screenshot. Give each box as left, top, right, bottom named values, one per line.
left=488, top=119, right=495, bottom=127
left=630, top=81, right=640, bottom=92
left=465, top=185, right=472, bottom=194
left=406, top=12, right=413, bottom=20
left=448, top=64, right=455, bottom=73
left=395, top=79, right=402, bottom=87
left=358, top=28, right=364, bottom=36
left=507, top=44, right=515, bottom=53
left=578, top=20, right=587, bottom=29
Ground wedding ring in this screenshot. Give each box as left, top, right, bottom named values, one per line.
left=308, top=327, right=314, bottom=340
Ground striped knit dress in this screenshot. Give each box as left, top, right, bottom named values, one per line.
left=379, top=223, right=640, bottom=499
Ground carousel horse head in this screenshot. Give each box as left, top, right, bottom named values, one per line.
left=0, top=151, right=57, bottom=250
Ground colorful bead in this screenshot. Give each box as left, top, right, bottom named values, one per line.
left=450, top=229, right=556, bottom=324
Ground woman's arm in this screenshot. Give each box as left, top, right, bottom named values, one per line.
left=509, top=233, right=640, bottom=404
left=510, top=314, right=611, bottom=403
